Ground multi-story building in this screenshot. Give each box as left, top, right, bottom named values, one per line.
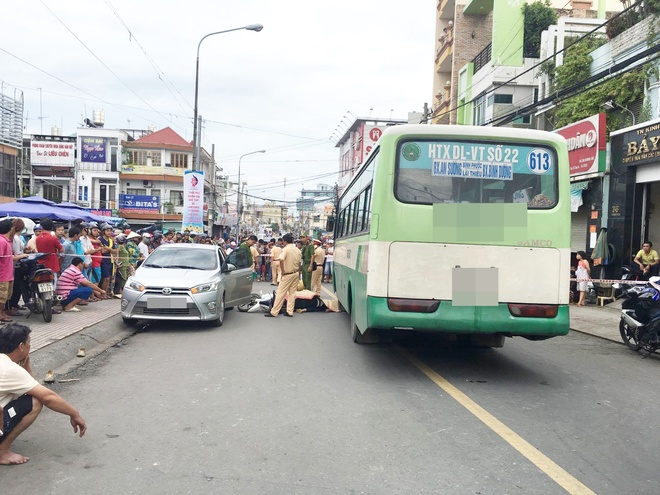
left=28, top=130, right=76, bottom=202
left=75, top=111, right=128, bottom=213
left=295, top=184, right=334, bottom=234
left=431, top=0, right=621, bottom=126
left=0, top=86, right=22, bottom=201
left=119, top=126, right=213, bottom=231
left=335, top=117, right=408, bottom=193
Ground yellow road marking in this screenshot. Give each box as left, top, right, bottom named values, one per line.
left=396, top=347, right=596, bottom=495
left=321, top=285, right=337, bottom=301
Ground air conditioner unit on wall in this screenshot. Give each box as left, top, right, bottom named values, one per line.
left=143, top=180, right=150, bottom=187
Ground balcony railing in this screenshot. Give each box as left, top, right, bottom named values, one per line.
left=435, top=29, right=454, bottom=64
left=473, top=43, right=492, bottom=74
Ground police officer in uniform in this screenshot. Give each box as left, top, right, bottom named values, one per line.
left=265, top=234, right=301, bottom=317
left=300, top=234, right=314, bottom=290
left=310, top=238, right=325, bottom=296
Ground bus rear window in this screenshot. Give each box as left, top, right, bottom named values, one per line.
left=395, top=139, right=558, bottom=209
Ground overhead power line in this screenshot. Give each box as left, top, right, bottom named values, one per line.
left=39, top=0, right=185, bottom=133
left=441, top=0, right=644, bottom=122
left=486, top=41, right=660, bottom=127
left=103, top=0, right=192, bottom=119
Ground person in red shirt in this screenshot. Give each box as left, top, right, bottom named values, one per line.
left=34, top=218, right=63, bottom=275
left=87, top=224, right=107, bottom=297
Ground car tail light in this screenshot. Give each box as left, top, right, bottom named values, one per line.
left=388, top=298, right=440, bottom=313
left=507, top=304, right=558, bottom=318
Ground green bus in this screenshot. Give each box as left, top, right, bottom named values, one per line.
left=333, top=124, right=570, bottom=346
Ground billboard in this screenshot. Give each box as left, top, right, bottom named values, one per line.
left=80, top=137, right=107, bottom=163
left=555, top=113, right=606, bottom=177
left=30, top=139, right=75, bottom=167
left=119, top=194, right=160, bottom=214
left=182, top=170, right=204, bottom=233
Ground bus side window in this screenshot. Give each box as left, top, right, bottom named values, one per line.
left=364, top=186, right=372, bottom=231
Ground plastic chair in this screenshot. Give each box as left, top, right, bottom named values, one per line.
left=594, top=282, right=615, bottom=306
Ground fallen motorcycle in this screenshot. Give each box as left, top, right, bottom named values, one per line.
left=619, top=277, right=660, bottom=354
left=237, top=292, right=272, bottom=313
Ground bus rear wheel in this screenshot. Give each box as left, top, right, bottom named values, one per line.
left=350, top=309, right=379, bottom=344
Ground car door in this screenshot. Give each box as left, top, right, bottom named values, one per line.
left=221, top=248, right=253, bottom=305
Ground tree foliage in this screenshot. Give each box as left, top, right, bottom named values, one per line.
left=523, top=1, right=558, bottom=58
left=550, top=36, right=647, bottom=130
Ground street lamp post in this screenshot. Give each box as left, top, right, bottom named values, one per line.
left=235, top=150, right=265, bottom=237
left=192, top=23, right=263, bottom=169
left=601, top=99, right=636, bottom=126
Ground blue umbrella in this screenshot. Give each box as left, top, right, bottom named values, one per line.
left=57, top=202, right=112, bottom=223
left=0, top=197, right=80, bottom=221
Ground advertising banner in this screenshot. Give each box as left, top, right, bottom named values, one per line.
left=81, top=137, right=107, bottom=163
left=30, top=140, right=75, bottom=167
left=182, top=170, right=205, bottom=233
left=120, top=164, right=184, bottom=176
left=119, top=194, right=160, bottom=214
left=611, top=118, right=660, bottom=168
left=555, top=113, right=606, bottom=177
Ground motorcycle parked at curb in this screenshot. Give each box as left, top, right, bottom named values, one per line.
left=18, top=253, right=59, bottom=323
left=619, top=279, right=660, bottom=354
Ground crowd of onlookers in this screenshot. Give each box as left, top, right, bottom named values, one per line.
left=231, top=235, right=334, bottom=291
left=0, top=216, right=336, bottom=318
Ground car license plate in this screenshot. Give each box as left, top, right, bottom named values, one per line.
left=147, top=297, right=187, bottom=309
left=37, top=283, right=54, bottom=293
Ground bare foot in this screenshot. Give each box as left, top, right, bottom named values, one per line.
left=0, top=450, right=30, bottom=465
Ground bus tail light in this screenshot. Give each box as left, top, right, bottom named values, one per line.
left=388, top=298, right=440, bottom=313
left=508, top=304, right=558, bottom=318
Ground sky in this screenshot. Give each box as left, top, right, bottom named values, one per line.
left=1, top=0, right=435, bottom=205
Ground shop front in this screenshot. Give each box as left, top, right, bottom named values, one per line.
left=607, top=117, right=660, bottom=277
left=556, top=113, right=607, bottom=263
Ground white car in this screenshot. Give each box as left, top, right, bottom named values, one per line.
left=120, top=244, right=253, bottom=327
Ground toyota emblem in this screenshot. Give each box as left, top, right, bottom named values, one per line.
left=162, top=288, right=172, bottom=295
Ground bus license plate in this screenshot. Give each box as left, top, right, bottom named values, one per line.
left=38, top=283, right=54, bottom=293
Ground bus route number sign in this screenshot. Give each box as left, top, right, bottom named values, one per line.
left=527, top=148, right=553, bottom=174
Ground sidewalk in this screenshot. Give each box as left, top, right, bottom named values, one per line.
left=570, top=298, right=622, bottom=343
left=22, top=299, right=122, bottom=353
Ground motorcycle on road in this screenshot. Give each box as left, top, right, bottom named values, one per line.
left=619, top=277, right=660, bottom=354
left=18, top=253, right=58, bottom=323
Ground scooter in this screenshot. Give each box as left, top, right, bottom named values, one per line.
left=18, top=253, right=59, bottom=323
left=237, top=292, right=273, bottom=313
left=619, top=281, right=660, bottom=354
left=614, top=265, right=641, bottom=296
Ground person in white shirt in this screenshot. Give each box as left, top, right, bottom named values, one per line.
left=137, top=233, right=151, bottom=266
left=0, top=324, right=86, bottom=465
left=78, top=223, right=96, bottom=280
left=24, top=225, right=42, bottom=253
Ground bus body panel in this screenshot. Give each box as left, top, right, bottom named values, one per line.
left=387, top=242, right=570, bottom=304
left=366, top=297, right=569, bottom=336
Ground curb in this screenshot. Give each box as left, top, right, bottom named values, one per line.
left=29, top=313, right=134, bottom=381
left=45, top=328, right=136, bottom=383
left=570, top=327, right=622, bottom=345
